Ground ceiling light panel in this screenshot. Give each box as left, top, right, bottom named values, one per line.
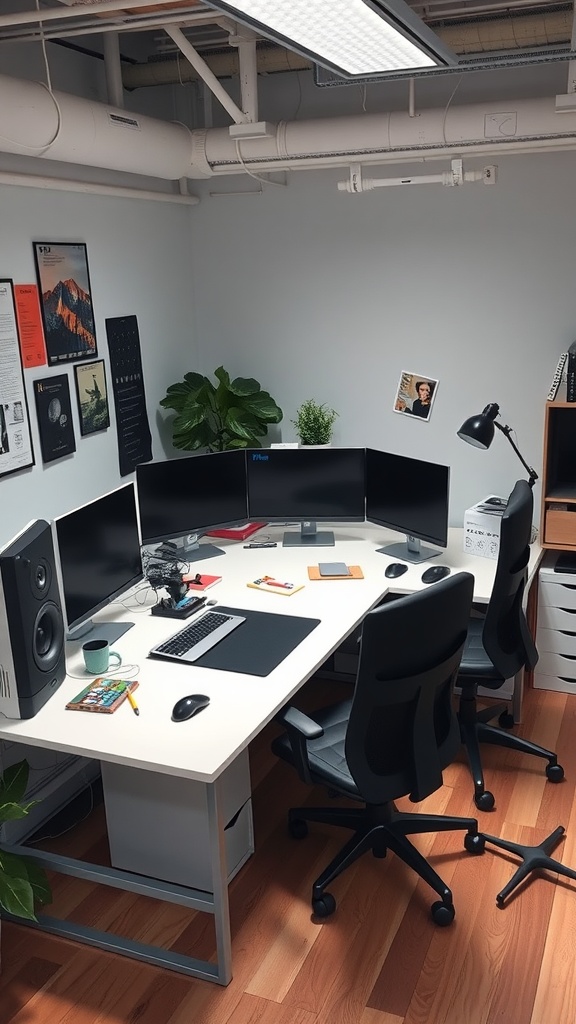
left=205, top=0, right=456, bottom=76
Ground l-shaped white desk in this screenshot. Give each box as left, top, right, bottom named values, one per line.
left=0, top=525, right=541, bottom=984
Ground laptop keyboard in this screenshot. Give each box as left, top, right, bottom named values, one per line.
left=149, top=610, right=246, bottom=663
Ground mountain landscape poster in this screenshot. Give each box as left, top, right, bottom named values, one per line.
left=33, top=241, right=98, bottom=366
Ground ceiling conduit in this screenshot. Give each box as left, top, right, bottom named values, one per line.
left=1, top=72, right=576, bottom=180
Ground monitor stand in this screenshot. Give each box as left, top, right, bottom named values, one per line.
left=156, top=534, right=225, bottom=563
left=282, top=522, right=335, bottom=547
left=67, top=620, right=134, bottom=645
left=376, top=534, right=442, bottom=564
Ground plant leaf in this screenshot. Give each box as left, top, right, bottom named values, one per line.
left=0, top=760, right=29, bottom=805
left=241, top=391, right=283, bottom=423
left=213, top=366, right=231, bottom=389
left=228, top=375, right=260, bottom=398
left=0, top=851, right=38, bottom=920
left=0, top=801, right=33, bottom=824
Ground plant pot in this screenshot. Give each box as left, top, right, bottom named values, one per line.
left=301, top=443, right=332, bottom=448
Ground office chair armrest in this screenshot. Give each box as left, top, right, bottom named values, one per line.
left=276, top=706, right=324, bottom=785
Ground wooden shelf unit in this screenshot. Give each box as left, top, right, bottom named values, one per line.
left=541, top=400, right=576, bottom=550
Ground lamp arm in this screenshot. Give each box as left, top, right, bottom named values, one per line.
left=494, top=421, right=539, bottom=487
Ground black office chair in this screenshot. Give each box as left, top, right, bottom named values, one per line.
left=272, top=572, right=482, bottom=926
left=457, top=479, right=564, bottom=811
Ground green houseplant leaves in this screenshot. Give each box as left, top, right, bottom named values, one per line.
left=160, top=366, right=283, bottom=452
left=0, top=760, right=52, bottom=920
left=292, top=399, right=338, bottom=446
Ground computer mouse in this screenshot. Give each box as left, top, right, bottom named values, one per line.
left=421, top=565, right=451, bottom=585
left=171, top=693, right=210, bottom=722
left=385, top=562, right=409, bottom=579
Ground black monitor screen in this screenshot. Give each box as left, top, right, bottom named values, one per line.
left=53, top=483, right=143, bottom=643
left=365, top=448, right=449, bottom=562
left=136, top=450, right=248, bottom=553
left=247, top=448, right=366, bottom=546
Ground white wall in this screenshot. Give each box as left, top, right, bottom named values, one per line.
left=0, top=184, right=197, bottom=547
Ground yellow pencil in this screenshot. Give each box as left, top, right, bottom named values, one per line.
left=126, top=688, right=139, bottom=716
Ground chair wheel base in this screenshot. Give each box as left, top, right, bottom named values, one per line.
left=547, top=763, right=564, bottom=783
left=464, top=832, right=485, bottom=854
left=475, top=790, right=495, bottom=811
left=289, top=818, right=308, bottom=839
left=431, top=900, right=455, bottom=926
left=312, top=892, right=336, bottom=918
left=498, top=711, right=515, bottom=729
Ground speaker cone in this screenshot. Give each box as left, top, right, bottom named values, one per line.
left=33, top=601, right=64, bottom=672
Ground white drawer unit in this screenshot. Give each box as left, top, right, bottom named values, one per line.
left=535, top=552, right=576, bottom=692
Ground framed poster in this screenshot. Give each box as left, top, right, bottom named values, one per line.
left=0, top=279, right=35, bottom=479
left=393, top=371, right=439, bottom=422
left=74, top=359, right=110, bottom=435
left=33, top=374, right=76, bottom=463
left=33, top=242, right=97, bottom=366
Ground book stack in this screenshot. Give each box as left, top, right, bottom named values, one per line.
left=547, top=352, right=568, bottom=401
left=567, top=342, right=576, bottom=402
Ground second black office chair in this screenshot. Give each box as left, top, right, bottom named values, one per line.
left=457, top=479, right=564, bottom=811
left=272, top=572, right=482, bottom=926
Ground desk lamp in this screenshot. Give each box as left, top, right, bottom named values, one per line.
left=457, top=403, right=538, bottom=488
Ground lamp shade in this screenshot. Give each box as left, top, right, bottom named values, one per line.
left=457, top=403, right=500, bottom=450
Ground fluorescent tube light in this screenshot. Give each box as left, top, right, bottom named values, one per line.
left=205, top=0, right=456, bottom=77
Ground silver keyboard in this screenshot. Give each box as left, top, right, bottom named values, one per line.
left=149, top=610, right=246, bottom=663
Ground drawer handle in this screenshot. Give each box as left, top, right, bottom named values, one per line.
left=559, top=676, right=576, bottom=682
left=559, top=631, right=576, bottom=637
left=557, top=608, right=576, bottom=615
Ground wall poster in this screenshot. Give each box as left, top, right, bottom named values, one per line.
left=33, top=374, right=76, bottom=463
left=74, top=360, right=110, bottom=436
left=393, top=371, right=439, bottom=422
left=105, top=315, right=152, bottom=476
left=0, top=279, right=35, bottom=479
left=33, top=242, right=98, bottom=366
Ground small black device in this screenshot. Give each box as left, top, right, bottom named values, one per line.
left=243, top=542, right=277, bottom=548
left=151, top=594, right=206, bottom=620
left=171, top=693, right=210, bottom=722
left=421, top=565, right=451, bottom=584
left=385, top=562, right=409, bottom=579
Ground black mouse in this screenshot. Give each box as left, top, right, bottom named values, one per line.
left=421, top=565, right=451, bottom=585
left=385, top=562, right=409, bottom=579
left=171, top=693, right=210, bottom=722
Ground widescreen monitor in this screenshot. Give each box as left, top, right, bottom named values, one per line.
left=365, top=448, right=450, bottom=562
left=246, top=447, right=366, bottom=546
left=53, top=483, right=144, bottom=644
left=136, top=450, right=248, bottom=561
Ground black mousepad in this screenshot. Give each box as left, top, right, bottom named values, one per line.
left=193, top=606, right=321, bottom=677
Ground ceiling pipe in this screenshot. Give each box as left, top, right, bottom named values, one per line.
left=0, top=0, right=205, bottom=29
left=162, top=24, right=249, bottom=124
left=0, top=169, right=199, bottom=203
left=1, top=73, right=576, bottom=181
left=103, top=33, right=124, bottom=108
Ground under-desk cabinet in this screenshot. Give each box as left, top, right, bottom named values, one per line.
left=535, top=552, right=576, bottom=693
left=101, top=748, right=254, bottom=891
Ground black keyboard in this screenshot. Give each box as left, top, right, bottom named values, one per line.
left=149, top=610, right=246, bottom=663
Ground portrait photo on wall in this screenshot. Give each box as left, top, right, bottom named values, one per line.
left=33, top=373, right=76, bottom=463
left=33, top=241, right=98, bottom=366
left=393, top=372, right=438, bottom=422
left=74, top=360, right=110, bottom=436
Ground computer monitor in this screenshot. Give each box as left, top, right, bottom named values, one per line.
left=246, top=447, right=366, bottom=546
left=53, top=482, right=144, bottom=644
left=136, top=450, right=248, bottom=561
left=365, top=448, right=450, bottom=562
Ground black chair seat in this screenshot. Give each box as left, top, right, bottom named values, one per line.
left=460, top=618, right=502, bottom=686
left=273, top=573, right=482, bottom=926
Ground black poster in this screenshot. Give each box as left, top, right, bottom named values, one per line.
left=33, top=373, right=76, bottom=463
left=105, top=315, right=152, bottom=477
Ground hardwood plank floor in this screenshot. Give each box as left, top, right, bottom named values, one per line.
left=2, top=676, right=576, bottom=1024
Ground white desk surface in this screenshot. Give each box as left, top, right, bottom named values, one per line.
left=0, top=525, right=541, bottom=786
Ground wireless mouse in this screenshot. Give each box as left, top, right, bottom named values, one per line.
left=421, top=565, right=451, bottom=585
left=171, top=693, right=210, bottom=722
left=385, top=562, right=409, bottom=579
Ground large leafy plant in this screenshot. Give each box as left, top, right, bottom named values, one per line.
left=0, top=760, right=52, bottom=920
left=160, top=366, right=283, bottom=452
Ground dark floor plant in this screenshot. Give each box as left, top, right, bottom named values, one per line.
left=0, top=760, right=52, bottom=920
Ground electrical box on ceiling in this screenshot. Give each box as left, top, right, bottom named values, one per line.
left=228, top=122, right=275, bottom=140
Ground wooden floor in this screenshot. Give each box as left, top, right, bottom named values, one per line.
left=2, top=676, right=576, bottom=1024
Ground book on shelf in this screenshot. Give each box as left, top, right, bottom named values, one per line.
left=182, top=572, right=222, bottom=591
left=247, top=575, right=304, bottom=596
left=547, top=352, right=568, bottom=401
left=66, top=679, right=138, bottom=713
left=567, top=342, right=576, bottom=402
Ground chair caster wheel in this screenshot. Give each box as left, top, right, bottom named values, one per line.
left=498, top=711, right=514, bottom=729
left=475, top=790, right=495, bottom=811
left=431, top=900, right=455, bottom=926
left=464, top=832, right=485, bottom=854
left=546, top=763, right=564, bottom=783
left=312, top=892, right=336, bottom=918
left=289, top=818, right=308, bottom=839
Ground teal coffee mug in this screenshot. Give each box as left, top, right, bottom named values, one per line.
left=82, top=639, right=122, bottom=675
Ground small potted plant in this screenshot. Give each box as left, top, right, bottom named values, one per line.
left=0, top=760, right=52, bottom=923
left=292, top=399, right=338, bottom=446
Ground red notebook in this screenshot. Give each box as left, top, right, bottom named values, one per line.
left=205, top=522, right=266, bottom=540
left=182, top=572, right=222, bottom=592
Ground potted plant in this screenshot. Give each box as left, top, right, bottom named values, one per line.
left=292, top=399, right=338, bottom=446
left=160, top=365, right=283, bottom=452
left=0, top=760, right=51, bottom=921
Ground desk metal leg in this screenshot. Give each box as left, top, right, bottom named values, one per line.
left=208, top=779, right=233, bottom=984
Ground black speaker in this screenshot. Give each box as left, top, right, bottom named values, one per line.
left=0, top=519, right=66, bottom=720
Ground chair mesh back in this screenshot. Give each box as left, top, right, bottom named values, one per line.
left=345, top=572, right=474, bottom=805
left=482, top=479, right=538, bottom=680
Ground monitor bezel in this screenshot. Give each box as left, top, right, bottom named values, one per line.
left=365, top=448, right=450, bottom=549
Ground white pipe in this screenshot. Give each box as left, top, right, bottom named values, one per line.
left=235, top=32, right=259, bottom=122
left=0, top=170, right=199, bottom=204
left=103, top=33, right=123, bottom=109
left=162, top=25, right=249, bottom=125
left=0, top=0, right=202, bottom=29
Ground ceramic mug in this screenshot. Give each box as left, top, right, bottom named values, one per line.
left=82, top=639, right=122, bottom=675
